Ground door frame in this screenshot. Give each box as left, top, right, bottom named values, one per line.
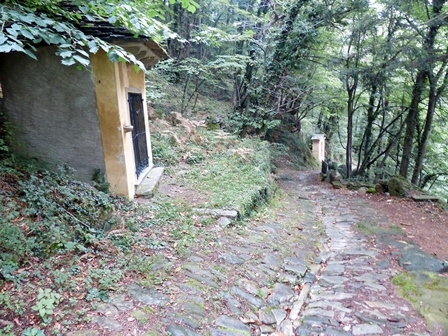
left=125, top=87, right=153, bottom=185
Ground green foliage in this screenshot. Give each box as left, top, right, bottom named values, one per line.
left=0, top=138, right=8, bottom=153
left=92, top=168, right=110, bottom=193
left=146, top=66, right=233, bottom=116
left=0, top=292, right=26, bottom=315
left=150, top=114, right=275, bottom=215
left=126, top=254, right=170, bottom=286
left=0, top=109, right=13, bottom=156
left=19, top=168, right=114, bottom=225
left=190, top=26, right=255, bottom=48
left=184, top=148, right=206, bottom=164
left=227, top=108, right=281, bottom=136
left=0, top=324, right=15, bottom=336
left=0, top=3, right=142, bottom=69
left=0, top=88, right=279, bottom=334
left=267, top=126, right=316, bottom=169
left=0, top=153, right=137, bottom=270
left=85, top=287, right=109, bottom=302
left=152, top=56, right=248, bottom=114
left=183, top=136, right=273, bottom=211
left=0, top=0, right=199, bottom=68
left=156, top=0, right=448, bottom=195
left=31, top=288, right=62, bottom=323
left=110, top=232, right=136, bottom=252
left=21, top=328, right=45, bottom=336
left=88, top=267, right=123, bottom=291
left=0, top=222, right=27, bottom=261
left=151, top=132, right=181, bottom=166
left=366, top=187, right=376, bottom=193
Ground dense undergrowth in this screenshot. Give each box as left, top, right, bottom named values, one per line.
left=0, top=152, right=149, bottom=335
left=0, top=159, right=127, bottom=265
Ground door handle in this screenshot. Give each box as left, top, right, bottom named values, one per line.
left=123, top=125, right=134, bottom=133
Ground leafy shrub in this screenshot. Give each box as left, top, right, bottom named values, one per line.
left=19, top=169, right=114, bottom=227
left=21, top=328, right=45, bottom=336
left=0, top=138, right=8, bottom=154
left=267, top=126, right=316, bottom=169
left=151, top=132, right=181, bottom=166
left=226, top=107, right=281, bottom=136
left=0, top=292, right=26, bottom=315
left=0, top=156, right=134, bottom=262
left=184, top=149, right=206, bottom=164
left=88, top=267, right=123, bottom=291
left=0, top=222, right=27, bottom=261
left=31, top=288, right=62, bottom=323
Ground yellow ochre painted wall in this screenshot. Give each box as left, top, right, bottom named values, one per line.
left=90, top=51, right=151, bottom=199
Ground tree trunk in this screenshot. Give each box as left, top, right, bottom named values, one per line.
left=346, top=79, right=357, bottom=178
left=399, top=0, right=445, bottom=178
left=357, top=84, right=378, bottom=176
left=399, top=69, right=427, bottom=178
left=233, top=0, right=270, bottom=113
left=411, top=79, right=436, bottom=184
left=411, top=62, right=448, bottom=184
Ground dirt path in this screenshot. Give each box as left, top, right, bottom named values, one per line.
left=78, top=169, right=446, bottom=336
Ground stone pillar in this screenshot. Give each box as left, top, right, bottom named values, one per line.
left=311, top=134, right=326, bottom=163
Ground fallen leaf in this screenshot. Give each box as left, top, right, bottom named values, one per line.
left=239, top=317, right=255, bottom=324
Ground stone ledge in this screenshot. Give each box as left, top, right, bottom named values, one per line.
left=193, top=208, right=239, bottom=219
left=411, top=195, right=441, bottom=202
left=135, top=166, right=164, bottom=198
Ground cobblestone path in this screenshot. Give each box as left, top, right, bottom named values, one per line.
left=79, top=169, right=434, bottom=336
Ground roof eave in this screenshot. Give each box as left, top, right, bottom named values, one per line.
left=113, top=39, right=168, bottom=70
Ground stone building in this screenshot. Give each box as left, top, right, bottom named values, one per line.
left=0, top=26, right=166, bottom=199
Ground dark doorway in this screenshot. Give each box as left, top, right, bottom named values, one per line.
left=128, top=92, right=149, bottom=177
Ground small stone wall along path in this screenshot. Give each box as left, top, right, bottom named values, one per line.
left=78, top=170, right=438, bottom=336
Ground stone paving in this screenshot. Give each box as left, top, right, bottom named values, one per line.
left=74, top=170, right=436, bottom=336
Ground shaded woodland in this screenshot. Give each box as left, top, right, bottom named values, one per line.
left=162, top=0, right=448, bottom=200
left=2, top=0, right=448, bottom=199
